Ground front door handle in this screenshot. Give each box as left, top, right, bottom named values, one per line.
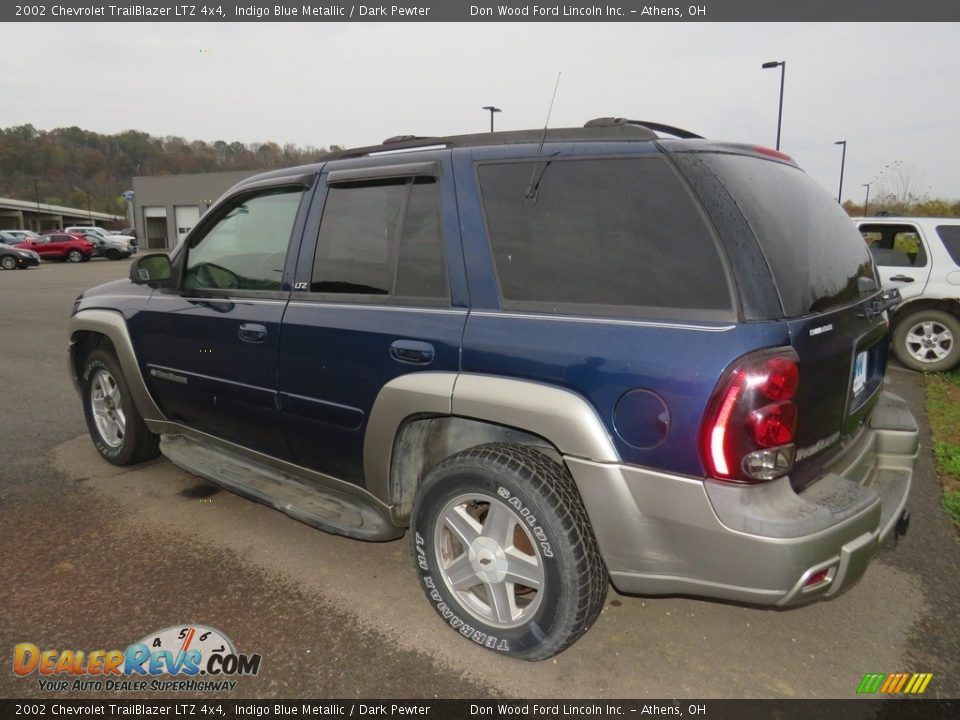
left=238, top=323, right=267, bottom=343
left=390, top=339, right=435, bottom=365
left=889, top=274, right=915, bottom=283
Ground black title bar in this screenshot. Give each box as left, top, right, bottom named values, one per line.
left=4, top=0, right=960, bottom=22
left=2, top=699, right=960, bottom=719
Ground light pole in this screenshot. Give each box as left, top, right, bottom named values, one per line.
left=33, top=179, right=41, bottom=231
left=834, top=140, right=847, bottom=204
left=85, top=190, right=93, bottom=224
left=761, top=60, right=786, bottom=150
left=482, top=106, right=501, bottom=133
left=862, top=182, right=871, bottom=215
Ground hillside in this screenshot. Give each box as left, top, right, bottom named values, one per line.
left=0, top=125, right=338, bottom=216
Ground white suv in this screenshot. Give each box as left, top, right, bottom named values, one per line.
left=856, top=216, right=960, bottom=371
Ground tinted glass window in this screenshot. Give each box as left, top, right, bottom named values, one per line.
left=477, top=158, right=732, bottom=317
left=936, top=224, right=960, bottom=266
left=312, top=177, right=446, bottom=300
left=860, top=224, right=927, bottom=267
left=184, top=187, right=303, bottom=291
left=699, top=153, right=876, bottom=317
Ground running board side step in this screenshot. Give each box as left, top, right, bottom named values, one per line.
left=160, top=434, right=404, bottom=542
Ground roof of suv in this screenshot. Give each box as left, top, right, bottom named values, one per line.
left=231, top=118, right=797, bottom=193
left=321, top=118, right=702, bottom=161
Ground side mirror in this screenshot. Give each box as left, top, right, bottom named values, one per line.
left=130, top=253, right=173, bottom=286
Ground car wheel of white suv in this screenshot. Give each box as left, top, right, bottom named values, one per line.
left=892, top=309, right=960, bottom=372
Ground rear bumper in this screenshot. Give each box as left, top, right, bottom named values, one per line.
left=566, top=391, right=918, bottom=606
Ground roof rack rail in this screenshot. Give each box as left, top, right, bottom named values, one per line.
left=583, top=117, right=703, bottom=139
left=319, top=120, right=668, bottom=161
left=382, top=134, right=433, bottom=144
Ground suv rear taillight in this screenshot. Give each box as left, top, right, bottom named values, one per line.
left=700, top=348, right=800, bottom=482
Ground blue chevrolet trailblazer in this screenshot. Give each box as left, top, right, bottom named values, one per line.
left=70, top=119, right=918, bottom=660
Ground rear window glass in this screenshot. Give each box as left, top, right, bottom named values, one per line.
left=699, top=153, right=876, bottom=317
left=936, top=224, right=960, bottom=265
left=477, top=157, right=733, bottom=319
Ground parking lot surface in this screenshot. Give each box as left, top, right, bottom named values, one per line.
left=2, top=260, right=958, bottom=699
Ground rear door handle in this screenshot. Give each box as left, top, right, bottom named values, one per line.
left=889, top=275, right=915, bottom=283
left=238, top=323, right=267, bottom=343
left=390, top=339, right=435, bottom=365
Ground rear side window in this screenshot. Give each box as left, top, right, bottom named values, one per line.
left=936, top=224, right=960, bottom=265
left=698, top=154, right=876, bottom=317
left=311, top=177, right=447, bottom=301
left=860, top=223, right=927, bottom=267
left=477, top=158, right=733, bottom=319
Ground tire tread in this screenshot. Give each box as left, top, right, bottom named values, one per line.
left=427, top=443, right=608, bottom=660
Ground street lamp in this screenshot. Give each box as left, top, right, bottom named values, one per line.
left=862, top=182, right=871, bottom=215
left=85, top=190, right=93, bottom=224
left=482, top=106, right=501, bottom=133
left=834, top=140, right=847, bottom=204
left=761, top=60, right=786, bottom=150
left=33, top=179, right=41, bottom=231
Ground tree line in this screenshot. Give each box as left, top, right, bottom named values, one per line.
left=0, top=124, right=340, bottom=216
left=843, top=198, right=960, bottom=218
left=3, top=124, right=956, bottom=220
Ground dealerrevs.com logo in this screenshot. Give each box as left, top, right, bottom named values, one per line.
left=13, top=624, right=261, bottom=692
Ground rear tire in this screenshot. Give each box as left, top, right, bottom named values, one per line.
left=411, top=443, right=607, bottom=661
left=81, top=348, right=160, bottom=465
left=892, top=309, right=960, bottom=372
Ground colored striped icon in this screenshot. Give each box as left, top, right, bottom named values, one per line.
left=857, top=672, right=933, bottom=694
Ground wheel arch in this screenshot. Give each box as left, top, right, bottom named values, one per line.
left=69, top=309, right=165, bottom=422
left=890, top=298, right=960, bottom=330
left=365, top=372, right=619, bottom=524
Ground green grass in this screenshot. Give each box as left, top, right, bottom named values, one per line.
left=933, top=441, right=960, bottom=477
left=945, top=491, right=960, bottom=526
left=924, top=370, right=960, bottom=530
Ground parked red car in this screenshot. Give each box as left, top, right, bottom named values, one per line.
left=17, top=233, right=94, bottom=263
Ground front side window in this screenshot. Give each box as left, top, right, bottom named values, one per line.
left=183, top=187, right=304, bottom=291
left=860, top=224, right=927, bottom=268
left=311, top=177, right=446, bottom=301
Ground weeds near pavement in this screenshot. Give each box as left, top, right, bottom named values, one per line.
left=924, top=371, right=960, bottom=530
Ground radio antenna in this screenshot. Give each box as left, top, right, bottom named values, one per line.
left=525, top=72, right=562, bottom=201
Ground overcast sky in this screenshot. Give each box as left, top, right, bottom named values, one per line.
left=2, top=22, right=958, bottom=201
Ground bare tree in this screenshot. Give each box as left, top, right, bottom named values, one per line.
left=871, top=161, right=931, bottom=213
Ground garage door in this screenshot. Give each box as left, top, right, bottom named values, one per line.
left=175, top=206, right=201, bottom=245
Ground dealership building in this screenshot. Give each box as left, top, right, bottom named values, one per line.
left=132, top=170, right=258, bottom=249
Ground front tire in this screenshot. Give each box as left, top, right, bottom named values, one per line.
left=81, top=348, right=160, bottom=465
left=105, top=250, right=121, bottom=261
left=892, top=309, right=960, bottom=372
left=411, top=443, right=607, bottom=661
left=0, top=256, right=16, bottom=270
left=67, top=249, right=83, bottom=263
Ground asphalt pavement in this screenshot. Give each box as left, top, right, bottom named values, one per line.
left=1, top=259, right=958, bottom=699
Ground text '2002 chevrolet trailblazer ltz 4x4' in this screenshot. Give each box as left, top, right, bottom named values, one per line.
left=70, top=118, right=919, bottom=660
